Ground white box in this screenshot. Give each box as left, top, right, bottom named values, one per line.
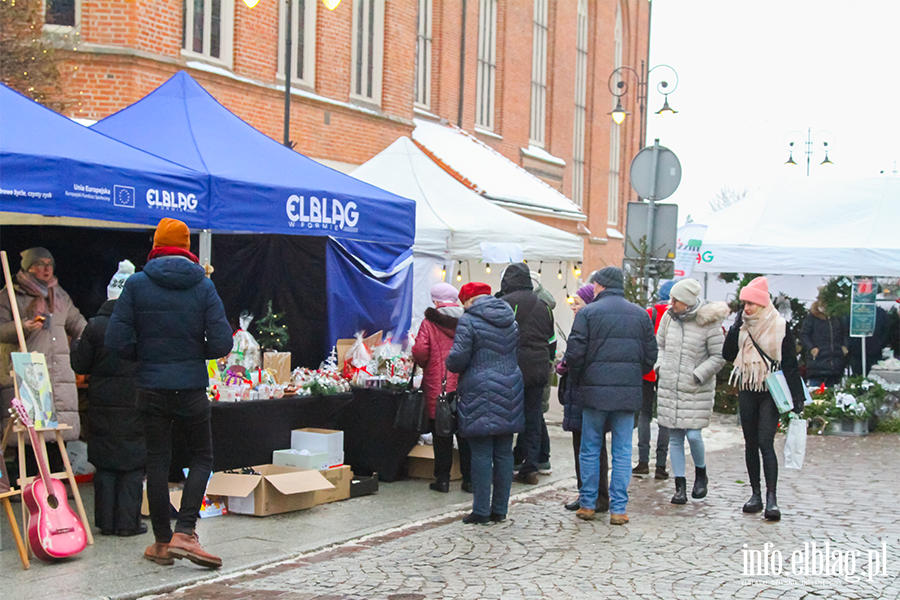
left=291, top=428, right=344, bottom=468
left=273, top=449, right=331, bottom=471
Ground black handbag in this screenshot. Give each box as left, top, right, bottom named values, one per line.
left=434, top=375, right=458, bottom=437
left=393, top=366, right=428, bottom=433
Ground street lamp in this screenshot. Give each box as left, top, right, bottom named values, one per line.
left=607, top=61, right=678, bottom=148
left=784, top=128, right=834, bottom=176
left=243, top=0, right=342, bottom=147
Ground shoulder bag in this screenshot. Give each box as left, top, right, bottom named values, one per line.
left=434, top=374, right=458, bottom=437
left=747, top=331, right=794, bottom=414
left=393, top=365, right=428, bottom=433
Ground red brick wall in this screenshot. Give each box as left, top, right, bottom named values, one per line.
left=56, top=0, right=648, bottom=273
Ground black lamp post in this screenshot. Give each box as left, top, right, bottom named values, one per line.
left=244, top=0, right=342, bottom=147
left=784, top=128, right=834, bottom=176
left=607, top=61, right=679, bottom=149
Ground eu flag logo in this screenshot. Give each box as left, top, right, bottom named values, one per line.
left=113, top=185, right=135, bottom=208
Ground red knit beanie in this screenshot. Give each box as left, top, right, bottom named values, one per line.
left=459, top=282, right=492, bottom=304
left=739, top=276, right=771, bottom=306
left=153, top=218, right=191, bottom=250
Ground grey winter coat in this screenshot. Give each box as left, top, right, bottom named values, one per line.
left=446, top=296, right=525, bottom=438
left=1, top=283, right=86, bottom=441
left=655, top=301, right=729, bottom=430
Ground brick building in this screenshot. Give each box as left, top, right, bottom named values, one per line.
left=46, top=0, right=649, bottom=272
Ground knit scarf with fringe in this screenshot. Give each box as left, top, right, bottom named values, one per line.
left=728, top=302, right=785, bottom=392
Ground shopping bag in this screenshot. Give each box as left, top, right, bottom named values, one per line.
left=783, top=415, right=807, bottom=470
left=393, top=367, right=427, bottom=433
left=434, top=380, right=457, bottom=437
left=765, top=370, right=795, bottom=414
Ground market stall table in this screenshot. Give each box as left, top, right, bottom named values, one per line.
left=206, top=393, right=352, bottom=472
left=334, top=387, right=421, bottom=483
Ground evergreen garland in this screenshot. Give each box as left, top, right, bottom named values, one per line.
left=255, top=300, right=289, bottom=351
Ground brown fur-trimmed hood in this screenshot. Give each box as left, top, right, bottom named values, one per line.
left=425, top=306, right=461, bottom=337
left=810, top=301, right=827, bottom=320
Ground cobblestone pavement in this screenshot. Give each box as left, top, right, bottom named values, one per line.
left=148, top=432, right=900, bottom=600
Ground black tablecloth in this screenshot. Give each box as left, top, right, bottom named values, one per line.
left=334, top=388, right=420, bottom=483
left=172, top=389, right=416, bottom=481
left=208, top=393, right=352, bottom=472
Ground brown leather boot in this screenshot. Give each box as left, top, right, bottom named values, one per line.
left=143, top=542, right=174, bottom=566
left=167, top=532, right=223, bottom=568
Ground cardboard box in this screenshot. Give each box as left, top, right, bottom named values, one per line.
left=313, top=465, right=352, bottom=505
left=336, top=331, right=382, bottom=370
left=291, top=428, right=344, bottom=468
left=273, top=448, right=331, bottom=471
left=263, top=351, right=292, bottom=384
left=141, top=484, right=182, bottom=518
left=406, top=445, right=462, bottom=481
left=350, top=472, right=379, bottom=498
left=205, top=464, right=334, bottom=517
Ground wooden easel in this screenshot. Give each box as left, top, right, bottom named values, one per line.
left=0, top=485, right=29, bottom=569
left=0, top=251, right=94, bottom=563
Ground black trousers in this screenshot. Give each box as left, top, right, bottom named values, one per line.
left=572, top=430, right=608, bottom=500
left=137, top=388, right=212, bottom=543
left=516, top=384, right=546, bottom=475
left=431, top=419, right=472, bottom=484
left=514, top=419, right=550, bottom=465
left=738, top=390, right=779, bottom=492
left=93, top=467, right=144, bottom=534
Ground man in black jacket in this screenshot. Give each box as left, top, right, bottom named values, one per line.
left=565, top=267, right=657, bottom=524
left=107, top=218, right=233, bottom=569
left=498, top=263, right=555, bottom=485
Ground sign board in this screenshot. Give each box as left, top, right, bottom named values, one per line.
left=624, top=202, right=678, bottom=260
left=629, top=143, right=682, bottom=200
left=673, top=223, right=709, bottom=280
left=850, top=277, right=877, bottom=337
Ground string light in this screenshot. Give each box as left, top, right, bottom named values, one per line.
left=485, top=263, right=491, bottom=274
left=557, top=262, right=563, bottom=279
left=441, top=266, right=446, bottom=279
left=574, top=262, right=582, bottom=277
left=537, top=261, right=542, bottom=276
left=456, top=268, right=462, bottom=282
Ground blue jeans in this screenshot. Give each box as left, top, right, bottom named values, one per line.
left=668, top=428, right=706, bottom=478
left=580, top=409, right=634, bottom=515
left=468, top=434, right=514, bottom=517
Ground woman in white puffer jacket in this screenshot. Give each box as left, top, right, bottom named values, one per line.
left=655, top=278, right=729, bottom=505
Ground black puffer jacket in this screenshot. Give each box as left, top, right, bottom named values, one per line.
left=446, top=296, right=525, bottom=438
left=71, top=300, right=145, bottom=471
left=564, top=288, right=657, bottom=412
left=800, top=302, right=848, bottom=379
left=497, top=263, right=555, bottom=388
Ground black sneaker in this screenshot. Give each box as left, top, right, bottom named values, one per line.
left=462, top=512, right=490, bottom=525
left=489, top=512, right=506, bottom=523
left=564, top=499, right=580, bottom=511
left=632, top=462, right=650, bottom=475
left=655, top=466, right=669, bottom=480
left=429, top=480, right=449, bottom=493
left=460, top=481, right=474, bottom=493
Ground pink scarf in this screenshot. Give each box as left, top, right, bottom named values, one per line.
left=15, top=270, right=58, bottom=318
left=728, top=302, right=785, bottom=391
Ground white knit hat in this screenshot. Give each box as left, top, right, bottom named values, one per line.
left=107, top=260, right=135, bottom=300
left=670, top=278, right=702, bottom=306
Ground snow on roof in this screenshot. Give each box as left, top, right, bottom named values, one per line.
left=412, top=119, right=585, bottom=221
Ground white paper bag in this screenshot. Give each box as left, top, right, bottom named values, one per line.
left=784, top=416, right=807, bottom=470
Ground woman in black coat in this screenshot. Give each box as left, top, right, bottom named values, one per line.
left=71, top=262, right=146, bottom=536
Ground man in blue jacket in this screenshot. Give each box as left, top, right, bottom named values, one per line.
left=564, top=267, right=657, bottom=524
left=106, top=218, right=233, bottom=568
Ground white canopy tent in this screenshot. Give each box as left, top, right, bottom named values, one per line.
left=694, top=176, right=900, bottom=277
left=353, top=136, right=584, bottom=337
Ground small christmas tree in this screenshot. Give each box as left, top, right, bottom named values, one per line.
left=323, top=346, right=338, bottom=372
left=255, top=300, right=289, bottom=351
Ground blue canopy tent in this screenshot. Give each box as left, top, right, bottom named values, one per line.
left=91, top=72, right=415, bottom=354
left=0, top=83, right=209, bottom=229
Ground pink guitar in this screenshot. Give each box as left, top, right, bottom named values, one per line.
left=10, top=398, right=87, bottom=561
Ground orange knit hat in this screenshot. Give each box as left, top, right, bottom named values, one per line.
left=739, top=276, right=771, bottom=307
left=153, top=218, right=191, bottom=250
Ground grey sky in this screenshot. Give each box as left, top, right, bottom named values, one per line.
left=643, top=0, right=900, bottom=224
